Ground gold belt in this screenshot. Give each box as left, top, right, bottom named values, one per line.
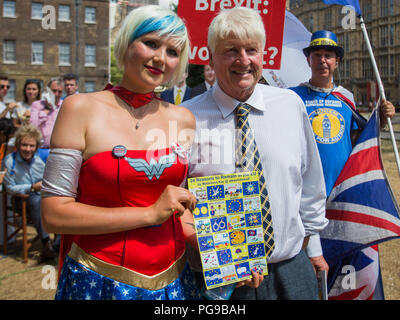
left=68, top=242, right=187, bottom=291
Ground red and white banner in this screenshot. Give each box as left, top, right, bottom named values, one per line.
left=178, top=0, right=286, bottom=69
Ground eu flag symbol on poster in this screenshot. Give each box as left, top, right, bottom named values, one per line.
left=207, top=185, right=224, bottom=200
left=226, top=199, right=244, bottom=214
left=242, top=181, right=259, bottom=196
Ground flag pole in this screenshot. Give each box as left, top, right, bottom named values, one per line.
left=359, top=15, right=400, bottom=175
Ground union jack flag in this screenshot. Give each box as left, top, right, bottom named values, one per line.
left=328, top=245, right=383, bottom=300
left=320, top=107, right=400, bottom=299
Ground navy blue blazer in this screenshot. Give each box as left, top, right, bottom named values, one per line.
left=190, top=82, right=207, bottom=98
left=160, top=87, right=192, bottom=104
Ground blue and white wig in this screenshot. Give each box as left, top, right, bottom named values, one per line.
left=114, top=5, right=189, bottom=88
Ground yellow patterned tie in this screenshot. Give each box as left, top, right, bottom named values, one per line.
left=235, top=102, right=275, bottom=258
left=175, top=89, right=182, bottom=105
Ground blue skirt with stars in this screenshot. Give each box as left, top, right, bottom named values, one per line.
left=55, top=255, right=203, bottom=300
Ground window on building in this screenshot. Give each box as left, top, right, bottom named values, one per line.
left=362, top=58, right=373, bottom=79
left=3, top=0, right=16, bottom=17
left=389, top=0, right=394, bottom=15
left=31, top=2, right=43, bottom=20
left=381, top=0, right=387, bottom=16
left=362, top=0, right=372, bottom=21
left=380, top=26, right=387, bottom=46
left=324, top=9, right=331, bottom=30
left=338, top=58, right=350, bottom=79
left=337, top=7, right=342, bottom=27
left=338, top=62, right=344, bottom=79
left=339, top=33, right=350, bottom=53
left=337, top=34, right=350, bottom=53
left=345, top=60, right=350, bottom=78
left=3, top=40, right=16, bottom=63
left=85, top=44, right=96, bottom=66
left=85, top=7, right=96, bottom=23
left=308, top=14, right=314, bottom=33
left=380, top=0, right=394, bottom=17
left=380, top=26, right=393, bottom=47
left=58, top=5, right=70, bottom=21
left=84, top=81, right=96, bottom=93
left=59, top=43, right=70, bottom=65
left=389, top=55, right=395, bottom=76
left=379, top=55, right=388, bottom=76
left=32, top=41, right=44, bottom=64
left=389, top=25, right=395, bottom=46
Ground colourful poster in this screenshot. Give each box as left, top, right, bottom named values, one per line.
left=188, top=171, right=268, bottom=290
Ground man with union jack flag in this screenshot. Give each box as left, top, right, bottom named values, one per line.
left=290, top=30, right=396, bottom=299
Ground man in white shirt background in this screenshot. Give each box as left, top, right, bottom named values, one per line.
left=0, top=75, right=17, bottom=119
left=182, top=7, right=328, bottom=300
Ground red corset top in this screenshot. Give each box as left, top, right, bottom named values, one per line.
left=70, top=147, right=188, bottom=276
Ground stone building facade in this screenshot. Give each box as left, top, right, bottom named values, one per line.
left=288, top=0, right=400, bottom=106
left=110, top=0, right=158, bottom=44
left=0, top=0, right=109, bottom=102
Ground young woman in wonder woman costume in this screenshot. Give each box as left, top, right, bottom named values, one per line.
left=40, top=5, right=202, bottom=300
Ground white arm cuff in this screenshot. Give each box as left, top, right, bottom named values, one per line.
left=305, top=233, right=323, bottom=258
left=41, top=148, right=83, bottom=198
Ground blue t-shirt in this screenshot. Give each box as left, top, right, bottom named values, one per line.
left=289, top=85, right=358, bottom=196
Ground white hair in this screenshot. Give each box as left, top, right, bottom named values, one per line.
left=208, top=7, right=266, bottom=54
left=114, top=5, right=190, bottom=88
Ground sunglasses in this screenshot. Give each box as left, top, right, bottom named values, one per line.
left=0, top=85, right=10, bottom=89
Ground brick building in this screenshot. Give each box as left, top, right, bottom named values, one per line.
left=110, top=0, right=158, bottom=44
left=0, top=0, right=109, bottom=102
left=288, top=0, right=400, bottom=106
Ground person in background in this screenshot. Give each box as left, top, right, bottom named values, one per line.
left=190, top=64, right=216, bottom=98
left=0, top=118, right=16, bottom=165
left=0, top=75, right=17, bottom=119
left=13, top=79, right=42, bottom=127
left=289, top=30, right=395, bottom=288
left=3, top=124, right=57, bottom=260
left=30, top=78, right=63, bottom=161
left=160, top=70, right=192, bottom=104
left=63, top=73, right=79, bottom=97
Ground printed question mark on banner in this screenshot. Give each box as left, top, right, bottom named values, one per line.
left=267, top=47, right=278, bottom=66
left=261, top=0, right=269, bottom=14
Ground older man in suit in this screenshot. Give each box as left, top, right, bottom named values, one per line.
left=191, top=64, right=216, bottom=98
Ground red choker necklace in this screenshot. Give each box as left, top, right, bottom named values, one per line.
left=104, top=83, right=155, bottom=108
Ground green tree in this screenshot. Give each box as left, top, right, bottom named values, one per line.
left=110, top=45, right=123, bottom=85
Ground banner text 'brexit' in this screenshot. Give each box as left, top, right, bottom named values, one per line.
left=195, top=0, right=270, bottom=15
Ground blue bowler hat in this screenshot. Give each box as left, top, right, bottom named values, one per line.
left=303, top=30, right=344, bottom=59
